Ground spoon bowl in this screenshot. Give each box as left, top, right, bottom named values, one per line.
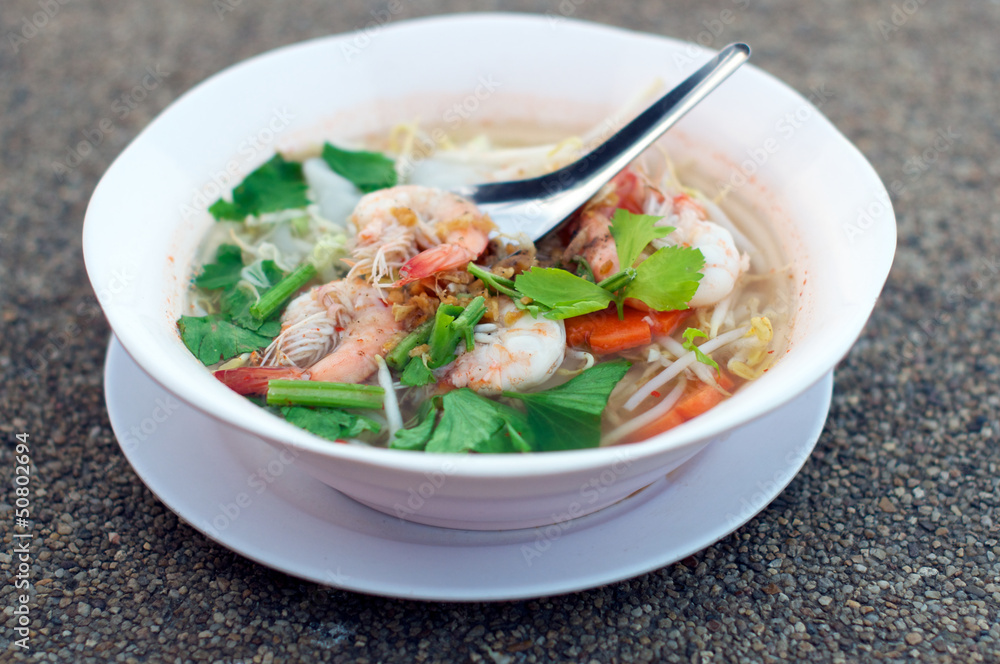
left=454, top=42, right=750, bottom=239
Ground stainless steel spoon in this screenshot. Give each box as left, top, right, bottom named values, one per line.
left=453, top=43, right=750, bottom=239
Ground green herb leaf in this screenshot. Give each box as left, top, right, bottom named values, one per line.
left=467, top=263, right=521, bottom=300
left=400, top=356, right=436, bottom=387
left=571, top=255, right=596, bottom=282
left=682, top=327, right=720, bottom=372
left=208, top=154, right=309, bottom=221
left=390, top=402, right=439, bottom=451
left=624, top=246, right=705, bottom=312
left=219, top=260, right=287, bottom=333
left=424, top=389, right=532, bottom=454
left=177, top=314, right=275, bottom=365
left=322, top=142, right=398, bottom=193
left=194, top=244, right=245, bottom=290
left=504, top=360, right=630, bottom=451
left=514, top=267, right=614, bottom=320
left=280, top=406, right=381, bottom=442
left=609, top=209, right=674, bottom=269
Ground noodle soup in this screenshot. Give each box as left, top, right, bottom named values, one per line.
left=177, top=121, right=791, bottom=453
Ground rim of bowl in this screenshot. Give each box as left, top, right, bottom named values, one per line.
left=84, top=13, right=896, bottom=478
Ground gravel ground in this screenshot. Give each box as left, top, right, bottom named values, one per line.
left=1, top=0, right=998, bottom=662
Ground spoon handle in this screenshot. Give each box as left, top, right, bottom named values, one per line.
left=458, top=43, right=750, bottom=237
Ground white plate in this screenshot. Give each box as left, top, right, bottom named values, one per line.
left=105, top=336, right=832, bottom=601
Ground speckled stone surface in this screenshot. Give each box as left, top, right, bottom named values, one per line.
left=1, top=0, right=998, bottom=662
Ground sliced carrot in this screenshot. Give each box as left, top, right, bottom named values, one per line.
left=564, top=306, right=690, bottom=355
left=643, top=309, right=691, bottom=337
left=214, top=366, right=305, bottom=396
left=564, top=306, right=650, bottom=354
left=588, top=309, right=651, bottom=353
left=621, top=372, right=736, bottom=444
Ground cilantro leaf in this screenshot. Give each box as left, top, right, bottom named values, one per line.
left=514, top=267, right=614, bottom=320
left=424, top=389, right=532, bottom=454
left=322, top=142, right=398, bottom=193
left=609, top=209, right=674, bottom=269
left=208, top=154, right=309, bottom=221
left=400, top=356, right=436, bottom=387
left=194, top=244, right=245, bottom=290
left=390, top=403, right=439, bottom=451
left=682, top=328, right=720, bottom=372
left=177, top=314, right=275, bottom=365
left=221, top=284, right=282, bottom=334
left=281, top=406, right=380, bottom=442
left=220, top=260, right=287, bottom=333
left=624, top=246, right=704, bottom=311
left=504, top=360, right=630, bottom=451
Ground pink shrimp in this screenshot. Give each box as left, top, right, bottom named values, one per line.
left=562, top=168, right=663, bottom=280
left=393, top=215, right=493, bottom=286
left=346, top=184, right=493, bottom=288
left=305, top=278, right=404, bottom=383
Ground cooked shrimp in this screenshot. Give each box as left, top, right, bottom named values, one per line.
left=263, top=277, right=403, bottom=383
left=646, top=192, right=747, bottom=308
left=346, top=185, right=493, bottom=287
left=308, top=278, right=404, bottom=383
left=562, top=168, right=663, bottom=280
left=445, top=297, right=566, bottom=395
left=564, top=165, right=745, bottom=308
left=261, top=282, right=349, bottom=368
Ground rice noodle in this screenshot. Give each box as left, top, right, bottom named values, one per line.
left=623, top=326, right=750, bottom=411
left=375, top=355, right=403, bottom=439
left=699, top=196, right=759, bottom=258
left=603, top=376, right=687, bottom=446
left=658, top=335, right=718, bottom=389
left=708, top=292, right=733, bottom=339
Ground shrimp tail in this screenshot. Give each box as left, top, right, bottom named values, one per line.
left=309, top=345, right=380, bottom=383
left=392, top=243, right=479, bottom=286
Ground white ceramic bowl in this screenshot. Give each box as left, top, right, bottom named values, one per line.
left=83, top=14, right=895, bottom=530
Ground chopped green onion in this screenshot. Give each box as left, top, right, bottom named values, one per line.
left=597, top=267, right=636, bottom=293
left=428, top=296, right=486, bottom=368
left=266, top=379, right=384, bottom=409
left=250, top=263, right=318, bottom=321
left=427, top=304, right=465, bottom=369
left=385, top=320, right=433, bottom=370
